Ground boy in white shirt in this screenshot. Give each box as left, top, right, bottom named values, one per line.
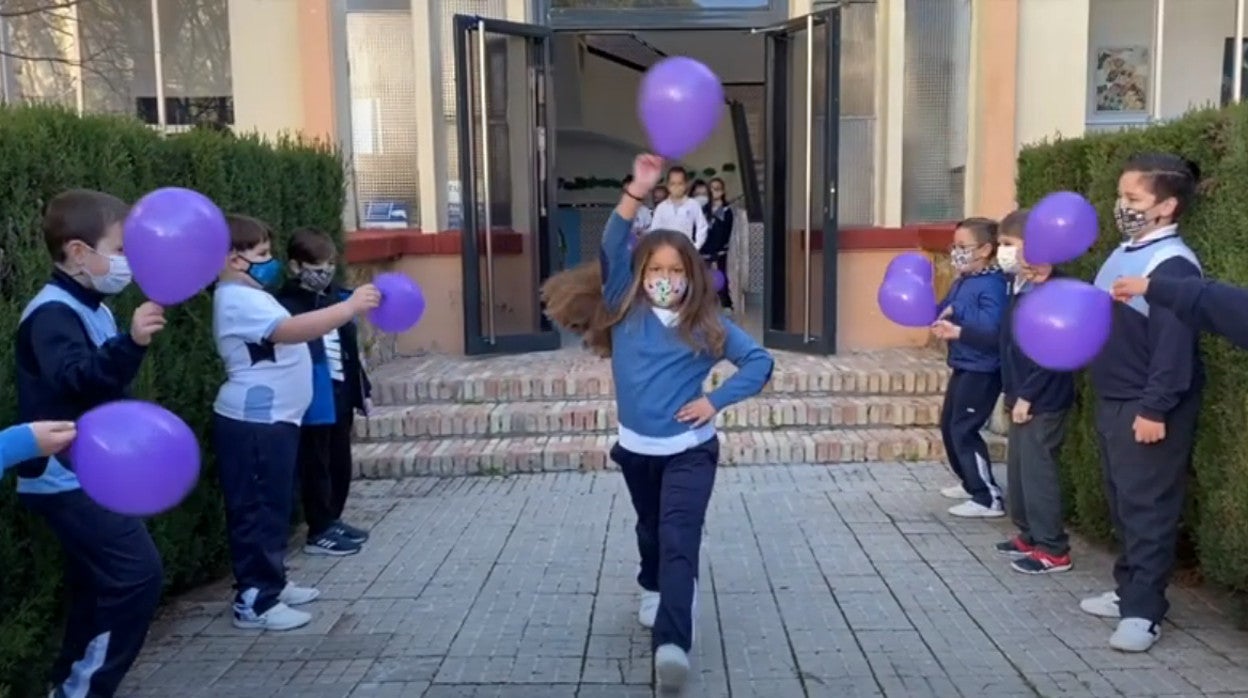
left=212, top=214, right=379, bottom=632
left=649, top=166, right=708, bottom=250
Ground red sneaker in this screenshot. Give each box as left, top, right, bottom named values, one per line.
left=1011, top=550, right=1073, bottom=574
left=994, top=535, right=1034, bottom=558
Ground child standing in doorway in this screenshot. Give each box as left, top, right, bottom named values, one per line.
left=542, top=154, right=774, bottom=691
left=649, top=166, right=709, bottom=250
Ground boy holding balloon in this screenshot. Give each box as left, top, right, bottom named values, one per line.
left=13, top=189, right=167, bottom=698
left=211, top=215, right=381, bottom=632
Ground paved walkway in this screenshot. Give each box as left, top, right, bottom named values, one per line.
left=124, top=463, right=1248, bottom=697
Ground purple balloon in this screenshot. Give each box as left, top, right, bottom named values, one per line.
left=711, top=268, right=726, bottom=292
left=71, top=400, right=200, bottom=517
left=1024, top=191, right=1099, bottom=265
left=638, top=57, right=725, bottom=160
left=1012, top=279, right=1112, bottom=370
left=885, top=252, right=934, bottom=284
left=877, top=275, right=938, bottom=327
left=124, top=188, right=229, bottom=306
left=368, top=272, right=426, bottom=333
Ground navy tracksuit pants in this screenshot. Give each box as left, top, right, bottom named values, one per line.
left=940, top=368, right=1003, bottom=507
left=613, top=437, right=718, bottom=653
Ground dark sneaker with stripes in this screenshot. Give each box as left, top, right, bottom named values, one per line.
left=333, top=520, right=369, bottom=544
left=995, top=535, right=1034, bottom=558
left=1011, top=550, right=1073, bottom=574
left=304, top=527, right=361, bottom=556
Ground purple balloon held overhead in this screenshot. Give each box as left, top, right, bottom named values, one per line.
left=638, top=57, right=725, bottom=160
left=368, top=272, right=426, bottom=334
left=71, top=400, right=200, bottom=517
left=885, top=251, right=934, bottom=284
left=1025, top=191, right=1100, bottom=265
left=1012, top=279, right=1112, bottom=371
left=124, top=187, right=229, bottom=306
left=877, top=274, right=938, bottom=327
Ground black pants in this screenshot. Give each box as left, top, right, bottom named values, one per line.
left=213, top=415, right=300, bottom=614
left=1007, top=408, right=1071, bottom=556
left=1094, top=394, right=1201, bottom=622
left=940, top=369, right=1003, bottom=507
left=21, top=489, right=163, bottom=698
left=613, top=437, right=719, bottom=653
left=297, top=399, right=356, bottom=536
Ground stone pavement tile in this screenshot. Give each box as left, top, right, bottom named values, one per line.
left=423, top=685, right=578, bottom=697
left=350, top=683, right=432, bottom=697
left=1022, top=670, right=1124, bottom=697
left=580, top=626, right=653, bottom=684
left=717, top=592, right=800, bottom=683
left=1096, top=667, right=1203, bottom=696
left=575, top=684, right=655, bottom=697
left=728, top=677, right=808, bottom=697
left=854, top=629, right=948, bottom=679
left=875, top=674, right=967, bottom=697
left=480, top=562, right=600, bottom=595
left=362, top=654, right=442, bottom=683
left=446, top=592, right=592, bottom=658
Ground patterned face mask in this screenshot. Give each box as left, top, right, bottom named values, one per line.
left=1113, top=199, right=1153, bottom=239
left=950, top=246, right=977, bottom=272
left=298, top=266, right=334, bottom=293
left=644, top=275, right=687, bottom=308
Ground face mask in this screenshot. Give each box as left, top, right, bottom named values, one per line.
left=644, top=275, right=687, bottom=309
left=298, top=267, right=334, bottom=293
left=995, top=246, right=1021, bottom=275
left=245, top=258, right=282, bottom=287
left=950, top=246, right=977, bottom=272
left=87, top=253, right=132, bottom=295
left=1113, top=199, right=1153, bottom=239
left=693, top=195, right=709, bottom=207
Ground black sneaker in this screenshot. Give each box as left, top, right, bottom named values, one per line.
left=333, top=520, right=369, bottom=544
left=304, top=528, right=361, bottom=556
left=994, top=535, right=1034, bottom=558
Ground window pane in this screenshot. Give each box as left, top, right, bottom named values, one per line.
left=4, top=0, right=79, bottom=107
left=552, top=0, right=769, bottom=7
left=154, top=0, right=233, bottom=129
left=346, top=12, right=420, bottom=230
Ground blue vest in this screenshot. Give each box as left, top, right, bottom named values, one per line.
left=16, top=285, right=121, bottom=494
left=1093, top=235, right=1202, bottom=317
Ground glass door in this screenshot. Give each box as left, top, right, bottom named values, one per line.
left=452, top=15, right=561, bottom=355
left=758, top=9, right=841, bottom=354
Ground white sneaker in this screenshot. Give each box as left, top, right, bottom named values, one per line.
left=279, top=582, right=320, bottom=607
left=940, top=484, right=972, bottom=500
left=1079, top=590, right=1121, bottom=619
left=947, top=500, right=1005, bottom=518
left=638, top=590, right=660, bottom=628
left=232, top=588, right=312, bottom=631
left=1110, top=617, right=1160, bottom=652
left=655, top=643, right=689, bottom=690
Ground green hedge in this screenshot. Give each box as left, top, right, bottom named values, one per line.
left=0, top=106, right=344, bottom=696
left=1017, top=103, right=1248, bottom=593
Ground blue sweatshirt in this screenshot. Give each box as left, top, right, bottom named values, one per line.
left=961, top=274, right=1075, bottom=414
left=937, top=267, right=1007, bottom=373
left=1090, top=231, right=1203, bottom=420
left=1145, top=275, right=1248, bottom=350
left=0, top=424, right=42, bottom=476
left=600, top=211, right=773, bottom=454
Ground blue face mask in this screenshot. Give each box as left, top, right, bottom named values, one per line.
left=246, top=258, right=282, bottom=287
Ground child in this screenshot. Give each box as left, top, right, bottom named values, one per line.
left=937, top=210, right=1076, bottom=572
left=275, top=228, right=373, bottom=556
left=929, top=217, right=1008, bottom=518
left=622, top=175, right=652, bottom=241
left=649, top=166, right=709, bottom=250
left=690, top=179, right=710, bottom=209
left=652, top=184, right=669, bottom=208
left=542, top=154, right=773, bottom=690
left=1111, top=273, right=1248, bottom=348
left=703, top=177, right=736, bottom=310
left=0, top=421, right=77, bottom=474
left=212, top=215, right=380, bottom=632
left=14, top=189, right=166, bottom=697
left=1083, top=153, right=1204, bottom=653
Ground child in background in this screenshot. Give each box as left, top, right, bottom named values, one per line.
left=652, top=185, right=669, bottom=208
left=936, top=209, right=1076, bottom=572
left=930, top=217, right=1008, bottom=518
left=542, top=154, right=774, bottom=691
left=276, top=228, right=374, bottom=557
left=0, top=421, right=77, bottom=474
left=690, top=179, right=710, bottom=210
left=703, top=177, right=736, bottom=310
left=623, top=175, right=652, bottom=241
left=649, top=166, right=709, bottom=249
left=212, top=215, right=380, bottom=632
left=14, top=189, right=166, bottom=697
left=1082, top=153, right=1204, bottom=653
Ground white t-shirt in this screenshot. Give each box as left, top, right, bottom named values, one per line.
left=212, top=282, right=313, bottom=425
left=631, top=205, right=653, bottom=237
left=649, top=198, right=708, bottom=249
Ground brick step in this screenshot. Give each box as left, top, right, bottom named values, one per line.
left=351, top=428, right=1008, bottom=478
left=355, top=395, right=946, bottom=441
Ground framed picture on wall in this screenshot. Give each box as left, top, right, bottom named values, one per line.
left=1221, top=38, right=1248, bottom=106
left=1091, top=46, right=1150, bottom=117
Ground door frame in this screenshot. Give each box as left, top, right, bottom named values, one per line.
left=452, top=14, right=562, bottom=355
left=759, top=8, right=842, bottom=354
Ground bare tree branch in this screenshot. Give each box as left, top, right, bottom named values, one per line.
left=0, top=0, right=82, bottom=19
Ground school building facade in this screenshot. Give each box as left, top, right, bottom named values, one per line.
left=2, top=0, right=1244, bottom=357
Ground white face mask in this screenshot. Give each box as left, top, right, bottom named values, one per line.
left=693, top=195, right=709, bottom=207
left=996, top=246, right=1021, bottom=275
left=87, top=252, right=132, bottom=295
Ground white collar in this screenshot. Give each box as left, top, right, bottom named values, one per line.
left=651, top=307, right=679, bottom=326
left=1126, top=223, right=1179, bottom=248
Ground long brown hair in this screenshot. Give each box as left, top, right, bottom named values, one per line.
left=541, top=230, right=726, bottom=358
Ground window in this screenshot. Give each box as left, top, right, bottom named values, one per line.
left=552, top=0, right=770, bottom=7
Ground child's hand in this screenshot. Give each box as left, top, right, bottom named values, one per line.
left=1133, top=415, right=1166, bottom=444
left=632, top=154, right=664, bottom=193
left=129, top=302, right=167, bottom=346
left=1011, top=399, right=1032, bottom=425
left=1112, top=276, right=1149, bottom=302
left=348, top=284, right=382, bottom=314
left=676, top=396, right=717, bottom=428
left=31, top=421, right=76, bottom=456
left=938, top=305, right=954, bottom=321
left=930, top=320, right=961, bottom=341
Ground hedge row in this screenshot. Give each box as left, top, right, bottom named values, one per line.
left=1016, top=103, right=1248, bottom=593
left=0, top=106, right=345, bottom=696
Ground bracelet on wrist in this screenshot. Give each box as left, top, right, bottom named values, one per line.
left=624, top=188, right=645, bottom=203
